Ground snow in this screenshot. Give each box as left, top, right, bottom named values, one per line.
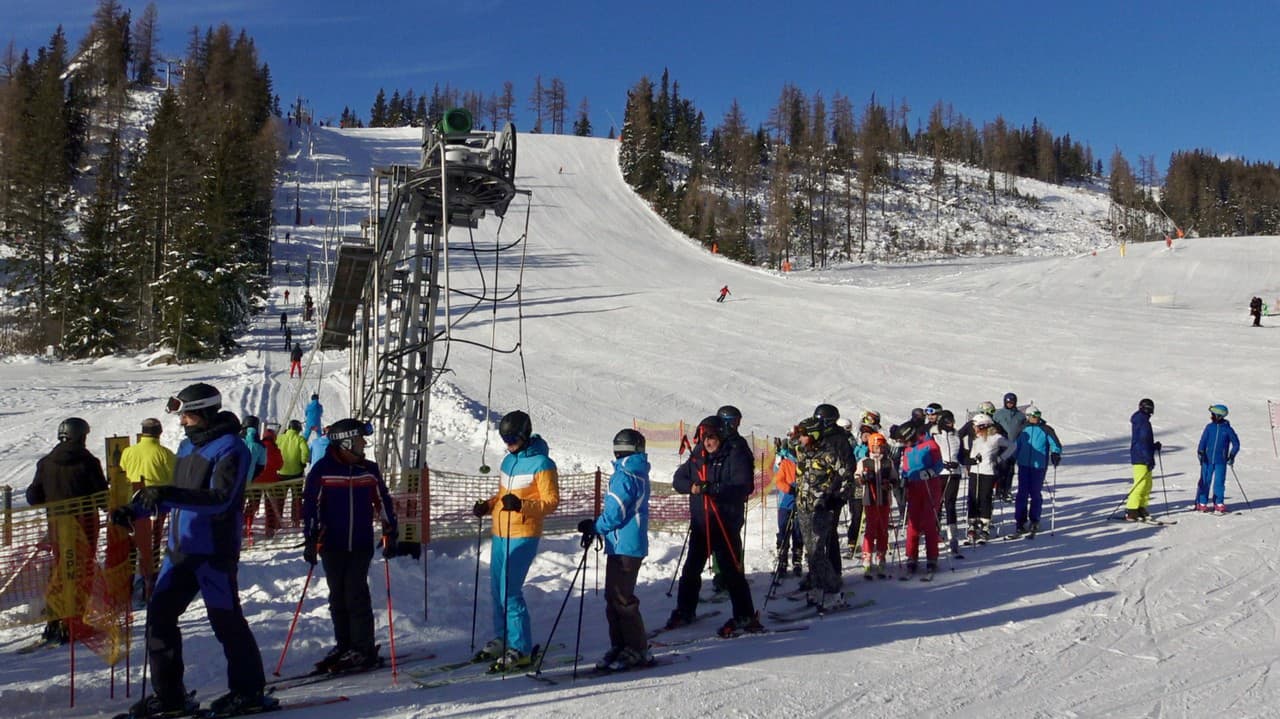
left=2, top=123, right=1279, bottom=718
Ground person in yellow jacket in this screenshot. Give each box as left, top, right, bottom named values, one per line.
left=469, top=410, right=559, bottom=671
left=119, top=418, right=176, bottom=598
left=276, top=420, right=310, bottom=527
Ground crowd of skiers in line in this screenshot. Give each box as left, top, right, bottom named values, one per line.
left=19, top=384, right=1246, bottom=714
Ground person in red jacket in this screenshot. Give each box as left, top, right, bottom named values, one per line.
left=245, top=427, right=285, bottom=539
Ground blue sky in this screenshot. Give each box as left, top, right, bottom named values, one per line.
left=7, top=1, right=1280, bottom=173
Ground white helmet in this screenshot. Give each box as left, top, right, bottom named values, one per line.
left=972, top=414, right=994, bottom=428
left=836, top=417, right=853, bottom=430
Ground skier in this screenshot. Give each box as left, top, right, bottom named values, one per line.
left=284, top=325, right=293, bottom=352
left=470, top=410, right=561, bottom=670
left=1125, top=398, right=1162, bottom=521
left=965, top=413, right=1014, bottom=543
left=1250, top=296, right=1263, bottom=327
left=302, top=418, right=398, bottom=673
left=577, top=428, right=652, bottom=671
left=792, top=417, right=848, bottom=608
left=772, top=437, right=803, bottom=577
left=1196, top=404, right=1240, bottom=513
left=836, top=417, right=863, bottom=558
left=109, top=383, right=271, bottom=717
left=668, top=416, right=762, bottom=637
left=289, top=343, right=304, bottom=378
left=279, top=310, right=288, bottom=332
left=241, top=416, right=267, bottom=481
left=857, top=432, right=898, bottom=579
left=992, top=393, right=1027, bottom=502
left=931, top=410, right=965, bottom=555
left=304, top=393, right=324, bottom=441
left=812, top=403, right=855, bottom=576
left=26, top=417, right=108, bottom=646
left=119, top=418, right=176, bottom=599
left=716, top=285, right=731, bottom=303
left=1013, top=406, right=1062, bottom=535
left=896, top=419, right=944, bottom=577
left=284, top=288, right=290, bottom=305
left=245, top=427, right=284, bottom=539
left=276, top=420, right=309, bottom=526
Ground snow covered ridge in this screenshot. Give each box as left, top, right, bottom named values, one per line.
left=2, top=127, right=1280, bottom=717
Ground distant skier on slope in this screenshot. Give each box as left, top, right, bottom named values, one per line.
left=716, top=285, right=731, bottom=303
left=1250, top=296, right=1263, bottom=327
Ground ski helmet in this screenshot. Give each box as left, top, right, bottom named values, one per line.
left=813, top=403, right=840, bottom=427
left=612, top=428, right=646, bottom=457
left=57, top=417, right=90, bottom=443
left=1003, top=392, right=1018, bottom=405
left=866, top=433, right=887, bottom=452
left=972, top=414, right=995, bottom=428
left=925, top=402, right=943, bottom=416
left=1138, top=398, right=1155, bottom=415
left=911, top=408, right=926, bottom=422
left=243, top=415, right=261, bottom=432
left=1209, top=404, right=1229, bottom=419
left=716, top=405, right=743, bottom=431
left=311, top=393, right=319, bottom=401
left=166, top=383, right=221, bottom=417
left=697, top=415, right=725, bottom=442
left=977, top=401, right=996, bottom=416
left=140, top=418, right=163, bottom=437
left=836, top=417, right=853, bottom=431
left=893, top=420, right=920, bottom=443
left=796, top=417, right=823, bottom=442
left=498, top=410, right=533, bottom=445
left=860, top=409, right=881, bottom=427
left=937, top=409, right=956, bottom=430
left=328, top=418, right=373, bottom=452
left=1025, top=405, right=1042, bottom=419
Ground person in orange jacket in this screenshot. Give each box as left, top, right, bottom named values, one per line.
left=773, top=435, right=803, bottom=577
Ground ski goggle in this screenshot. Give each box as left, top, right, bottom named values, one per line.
left=165, top=393, right=221, bottom=415
left=924, top=407, right=939, bottom=416
left=501, top=432, right=524, bottom=444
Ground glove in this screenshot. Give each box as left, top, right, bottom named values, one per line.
left=1050, top=452, right=1061, bottom=467
left=471, top=500, right=490, bottom=518
left=943, top=461, right=959, bottom=470
left=576, top=518, right=597, bottom=546
left=701, top=481, right=722, bottom=496
left=303, top=535, right=318, bottom=566
left=1228, top=453, right=1236, bottom=466
left=381, top=527, right=398, bottom=559
left=110, top=505, right=135, bottom=529
left=817, top=495, right=838, bottom=512
left=1152, top=441, right=1162, bottom=452
left=970, top=454, right=983, bottom=464
left=500, top=493, right=522, bottom=511
left=1197, top=450, right=1208, bottom=465
left=136, top=486, right=169, bottom=511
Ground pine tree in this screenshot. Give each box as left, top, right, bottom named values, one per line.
left=572, top=97, right=591, bottom=136
left=370, top=88, right=387, bottom=126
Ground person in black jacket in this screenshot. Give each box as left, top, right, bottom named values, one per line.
left=1250, top=296, right=1263, bottom=326
left=667, top=416, right=762, bottom=637
left=302, top=418, right=398, bottom=673
left=26, top=417, right=108, bottom=645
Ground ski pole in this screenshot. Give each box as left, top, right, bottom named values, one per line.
left=469, top=515, right=483, bottom=654
left=1229, top=465, right=1252, bottom=510
left=529, top=539, right=590, bottom=677
left=572, top=540, right=592, bottom=679
left=763, top=509, right=794, bottom=609
left=501, top=510, right=512, bottom=663
left=273, top=562, right=314, bottom=676
left=666, top=524, right=691, bottom=597
left=1050, top=464, right=1057, bottom=536
left=383, top=536, right=399, bottom=684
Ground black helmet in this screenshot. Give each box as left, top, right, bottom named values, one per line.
left=328, top=418, right=373, bottom=452
left=911, top=408, right=926, bottom=422
left=311, top=393, right=319, bottom=401
left=166, top=382, right=221, bottom=417
left=58, top=417, right=90, bottom=443
left=926, top=402, right=943, bottom=413
left=1003, top=392, right=1018, bottom=405
left=498, top=410, right=533, bottom=445
left=717, top=405, right=743, bottom=431
left=936, top=409, right=956, bottom=430
left=1138, top=398, right=1155, bottom=414
left=612, top=428, right=646, bottom=457
left=696, top=415, right=725, bottom=442
left=243, top=415, right=261, bottom=431
left=288, top=419, right=303, bottom=432
left=893, top=420, right=920, bottom=444
left=813, top=403, right=839, bottom=427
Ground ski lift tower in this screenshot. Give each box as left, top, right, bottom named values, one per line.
left=345, top=108, right=518, bottom=486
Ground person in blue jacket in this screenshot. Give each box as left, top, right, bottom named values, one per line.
left=1196, top=404, right=1241, bottom=513
left=578, top=428, right=652, bottom=671
left=302, top=418, right=398, bottom=673
left=1013, top=405, right=1062, bottom=534
left=1126, top=398, right=1162, bottom=521
left=110, top=383, right=271, bottom=718
left=304, top=394, right=324, bottom=441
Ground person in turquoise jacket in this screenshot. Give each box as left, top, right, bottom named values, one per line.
left=578, top=428, right=651, bottom=671
left=1196, top=404, right=1241, bottom=513
left=1013, top=405, right=1062, bottom=534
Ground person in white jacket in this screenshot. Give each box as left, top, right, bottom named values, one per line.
left=931, top=411, right=965, bottom=556
left=965, top=414, right=1016, bottom=543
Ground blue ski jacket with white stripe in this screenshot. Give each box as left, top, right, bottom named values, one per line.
left=594, top=452, right=651, bottom=558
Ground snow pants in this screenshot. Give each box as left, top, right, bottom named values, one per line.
left=845, top=497, right=864, bottom=550
left=147, top=552, right=265, bottom=707
left=800, top=507, right=841, bottom=593
left=320, top=546, right=376, bottom=655
left=675, top=517, right=754, bottom=621
left=904, top=478, right=943, bottom=563
left=490, top=536, right=539, bottom=654
left=939, top=473, right=963, bottom=525
left=776, top=505, right=803, bottom=565
left=1015, top=465, right=1048, bottom=526
left=1196, top=463, right=1228, bottom=505
left=1127, top=464, right=1153, bottom=511
left=604, top=554, right=647, bottom=654
left=861, top=501, right=891, bottom=566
